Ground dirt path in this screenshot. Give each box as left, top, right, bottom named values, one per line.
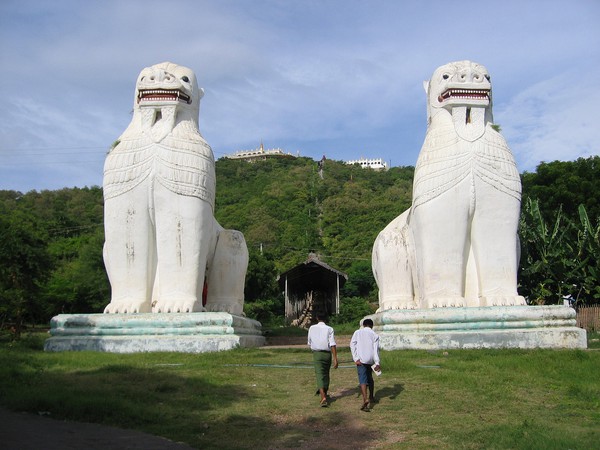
left=0, top=407, right=194, bottom=450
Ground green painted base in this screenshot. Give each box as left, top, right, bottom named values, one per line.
left=44, top=312, right=265, bottom=353
left=367, top=305, right=587, bottom=350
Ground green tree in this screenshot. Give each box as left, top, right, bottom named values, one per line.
left=2, top=153, right=597, bottom=326
left=519, top=197, right=573, bottom=304
left=244, top=248, right=279, bottom=302
left=42, top=227, right=109, bottom=315
left=0, top=207, right=51, bottom=336
left=341, top=259, right=376, bottom=300
left=572, top=204, right=600, bottom=304
left=518, top=198, right=600, bottom=305
left=330, top=296, right=375, bottom=325
left=521, top=156, right=600, bottom=223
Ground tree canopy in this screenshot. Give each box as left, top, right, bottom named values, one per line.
left=0, top=155, right=598, bottom=330
left=521, top=156, right=600, bottom=223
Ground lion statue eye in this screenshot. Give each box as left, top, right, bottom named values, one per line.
left=182, top=76, right=190, bottom=83
left=442, top=74, right=450, bottom=80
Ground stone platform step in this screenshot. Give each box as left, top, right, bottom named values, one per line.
left=44, top=312, right=265, bottom=353
left=369, top=305, right=586, bottom=350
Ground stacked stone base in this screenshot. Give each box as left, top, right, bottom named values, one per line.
left=44, top=312, right=265, bottom=353
left=368, top=305, right=586, bottom=350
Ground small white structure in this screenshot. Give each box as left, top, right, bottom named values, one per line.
left=346, top=157, right=388, bottom=171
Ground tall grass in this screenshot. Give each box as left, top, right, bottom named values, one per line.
left=1, top=332, right=598, bottom=449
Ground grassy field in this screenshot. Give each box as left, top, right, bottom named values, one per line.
left=1, top=332, right=599, bottom=449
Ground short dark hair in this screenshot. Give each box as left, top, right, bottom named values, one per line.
left=363, top=318, right=374, bottom=328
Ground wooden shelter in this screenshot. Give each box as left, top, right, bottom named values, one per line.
left=278, top=254, right=347, bottom=327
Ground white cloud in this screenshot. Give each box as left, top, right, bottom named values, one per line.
left=1, top=0, right=599, bottom=191
left=496, top=69, right=600, bottom=171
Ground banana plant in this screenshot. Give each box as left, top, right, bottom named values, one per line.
left=573, top=205, right=600, bottom=304
left=519, top=197, right=575, bottom=304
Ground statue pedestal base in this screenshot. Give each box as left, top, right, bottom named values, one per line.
left=368, top=306, right=586, bottom=350
left=44, top=312, right=265, bottom=353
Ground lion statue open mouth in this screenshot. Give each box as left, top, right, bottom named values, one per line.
left=102, top=62, right=248, bottom=315
left=373, top=60, right=525, bottom=310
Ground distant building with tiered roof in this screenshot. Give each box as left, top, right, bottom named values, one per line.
left=226, top=142, right=296, bottom=162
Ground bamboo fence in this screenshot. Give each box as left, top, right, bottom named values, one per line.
left=576, top=305, right=600, bottom=332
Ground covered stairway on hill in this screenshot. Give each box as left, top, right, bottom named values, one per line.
left=278, top=253, right=347, bottom=328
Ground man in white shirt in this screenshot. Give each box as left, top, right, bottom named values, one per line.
left=350, top=318, right=380, bottom=411
left=307, top=313, right=338, bottom=407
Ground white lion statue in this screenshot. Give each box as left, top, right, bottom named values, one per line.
left=372, top=60, right=526, bottom=310
left=103, top=62, right=248, bottom=315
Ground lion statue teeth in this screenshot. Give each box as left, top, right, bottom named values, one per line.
left=103, top=62, right=248, bottom=315
left=372, top=60, right=526, bottom=311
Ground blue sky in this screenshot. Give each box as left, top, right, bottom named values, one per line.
left=1, top=0, right=599, bottom=192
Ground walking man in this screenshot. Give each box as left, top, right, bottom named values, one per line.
left=350, top=318, right=380, bottom=411
left=307, top=313, right=338, bottom=407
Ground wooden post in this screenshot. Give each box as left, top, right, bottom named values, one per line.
left=284, top=276, right=290, bottom=322
left=335, top=275, right=340, bottom=315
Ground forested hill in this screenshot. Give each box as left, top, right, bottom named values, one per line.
left=215, top=155, right=600, bottom=270
left=214, top=156, right=414, bottom=273
left=0, top=156, right=599, bottom=328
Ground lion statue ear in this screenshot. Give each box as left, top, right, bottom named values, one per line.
left=423, top=80, right=431, bottom=126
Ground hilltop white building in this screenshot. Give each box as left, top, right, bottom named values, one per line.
left=346, top=157, right=388, bottom=171
left=226, top=143, right=295, bottom=162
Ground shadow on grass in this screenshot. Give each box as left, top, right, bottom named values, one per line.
left=1, top=365, right=383, bottom=449
left=375, top=383, right=405, bottom=401
left=327, top=382, right=404, bottom=416
left=331, top=382, right=404, bottom=402
left=0, top=350, right=384, bottom=449
left=1, top=363, right=249, bottom=418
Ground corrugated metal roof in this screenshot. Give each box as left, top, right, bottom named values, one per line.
left=278, top=254, right=347, bottom=289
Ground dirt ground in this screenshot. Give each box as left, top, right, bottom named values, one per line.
left=0, top=407, right=195, bottom=450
